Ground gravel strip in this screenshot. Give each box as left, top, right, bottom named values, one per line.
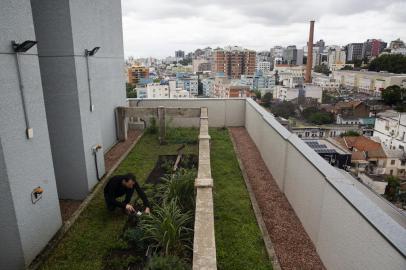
left=230, top=127, right=325, bottom=270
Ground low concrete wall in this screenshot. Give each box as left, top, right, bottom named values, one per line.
left=128, top=98, right=245, bottom=127
left=193, top=107, right=217, bottom=269
left=245, top=98, right=406, bottom=270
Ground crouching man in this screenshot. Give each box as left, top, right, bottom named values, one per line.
left=104, top=173, right=150, bottom=214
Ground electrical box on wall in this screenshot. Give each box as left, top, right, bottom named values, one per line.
left=26, top=128, right=34, bottom=139
left=31, top=186, right=43, bottom=204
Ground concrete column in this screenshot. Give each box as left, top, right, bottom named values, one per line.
left=115, top=107, right=128, bottom=141
left=30, top=0, right=125, bottom=199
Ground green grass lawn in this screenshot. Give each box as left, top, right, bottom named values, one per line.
left=40, top=129, right=198, bottom=270
left=211, top=128, right=273, bottom=270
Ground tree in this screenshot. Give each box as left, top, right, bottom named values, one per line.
left=308, top=112, right=334, bottom=125
left=261, top=92, right=272, bottom=107
left=385, top=176, right=400, bottom=202
left=368, top=54, right=406, bottom=74
left=302, top=107, right=334, bottom=125
left=322, top=91, right=337, bottom=104
left=314, top=64, right=331, bottom=75
left=347, top=59, right=363, bottom=68
left=381, top=85, right=406, bottom=108
left=253, top=90, right=262, bottom=100
left=126, top=82, right=137, bottom=98
left=340, top=65, right=354, bottom=70
left=270, top=101, right=296, bottom=119
left=340, top=130, right=360, bottom=137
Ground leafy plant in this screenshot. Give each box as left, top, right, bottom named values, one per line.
left=161, top=158, right=175, bottom=174
left=145, top=255, right=190, bottom=270
left=123, top=227, right=147, bottom=250
left=340, top=130, right=360, bottom=137
left=104, top=254, right=143, bottom=270
left=158, top=169, right=196, bottom=211
left=139, top=200, right=193, bottom=257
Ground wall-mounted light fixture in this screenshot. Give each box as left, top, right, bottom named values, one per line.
left=85, top=47, right=100, bottom=112
left=12, top=40, right=38, bottom=139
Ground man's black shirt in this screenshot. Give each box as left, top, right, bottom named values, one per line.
left=104, top=175, right=150, bottom=209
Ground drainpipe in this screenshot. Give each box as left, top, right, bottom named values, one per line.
left=14, top=52, right=32, bottom=138
left=85, top=53, right=94, bottom=112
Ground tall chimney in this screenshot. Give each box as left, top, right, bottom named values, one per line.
left=305, top=20, right=315, bottom=83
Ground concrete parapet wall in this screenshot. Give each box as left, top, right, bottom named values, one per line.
left=245, top=98, right=406, bottom=270
left=128, top=98, right=245, bottom=127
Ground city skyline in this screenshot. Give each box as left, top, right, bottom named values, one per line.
left=122, top=0, right=406, bottom=58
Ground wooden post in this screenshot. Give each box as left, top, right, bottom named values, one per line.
left=158, top=106, right=166, bottom=144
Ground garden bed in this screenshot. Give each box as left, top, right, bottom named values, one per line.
left=39, top=128, right=198, bottom=270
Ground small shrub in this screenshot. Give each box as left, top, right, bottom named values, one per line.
left=123, top=227, right=147, bottom=250
left=139, top=200, right=193, bottom=257
left=145, top=255, right=190, bottom=270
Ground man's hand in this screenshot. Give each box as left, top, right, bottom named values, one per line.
left=144, top=207, right=151, bottom=214
left=125, top=204, right=135, bottom=214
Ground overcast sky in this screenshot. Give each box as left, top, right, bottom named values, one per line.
left=121, top=0, right=406, bottom=59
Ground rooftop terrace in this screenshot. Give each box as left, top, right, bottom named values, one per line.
left=31, top=98, right=406, bottom=270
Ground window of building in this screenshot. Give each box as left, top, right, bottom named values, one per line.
left=391, top=160, right=395, bottom=165
left=305, top=132, right=310, bottom=137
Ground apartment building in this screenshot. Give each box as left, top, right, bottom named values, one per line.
left=362, top=39, right=387, bottom=60
left=332, top=70, right=406, bottom=96
left=312, top=72, right=340, bottom=91
left=176, top=74, right=198, bottom=96
left=328, top=48, right=346, bottom=70
left=283, top=45, right=304, bottom=65
left=1, top=0, right=126, bottom=268
left=212, top=46, right=256, bottom=79
left=128, top=65, right=149, bottom=85
left=202, top=77, right=215, bottom=97
left=346, top=43, right=363, bottom=61
left=374, top=111, right=406, bottom=150
left=256, top=61, right=271, bottom=73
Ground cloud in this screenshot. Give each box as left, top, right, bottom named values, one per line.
left=121, top=0, right=406, bottom=58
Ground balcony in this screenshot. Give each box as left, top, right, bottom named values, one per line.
left=34, top=98, right=405, bottom=270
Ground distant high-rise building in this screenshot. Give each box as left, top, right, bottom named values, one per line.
left=362, top=39, right=387, bottom=60
left=389, top=38, right=405, bottom=49
left=175, top=50, right=185, bottom=59
left=271, top=46, right=284, bottom=58
left=315, top=39, right=325, bottom=52
left=212, top=46, right=256, bottom=79
left=346, top=43, right=363, bottom=62
left=284, top=45, right=304, bottom=65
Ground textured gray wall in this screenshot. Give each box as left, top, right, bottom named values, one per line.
left=31, top=0, right=126, bottom=199
left=0, top=0, right=62, bottom=267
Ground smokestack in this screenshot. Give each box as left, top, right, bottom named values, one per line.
left=305, top=20, right=315, bottom=83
